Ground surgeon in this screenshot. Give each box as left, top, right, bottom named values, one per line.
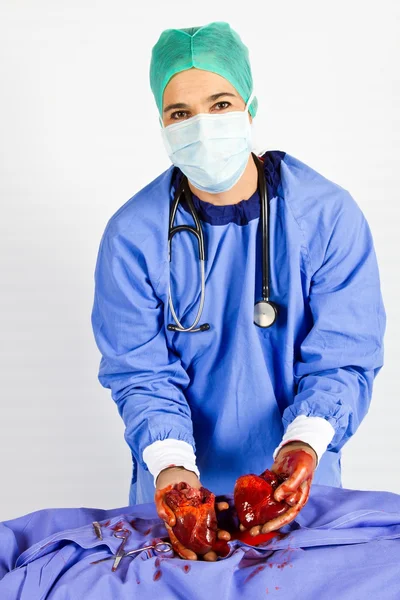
left=91, top=21, right=386, bottom=560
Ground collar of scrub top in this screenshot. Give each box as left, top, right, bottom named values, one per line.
left=171, top=149, right=285, bottom=227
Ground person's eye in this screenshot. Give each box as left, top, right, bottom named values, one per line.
left=170, top=111, right=189, bottom=120
left=213, top=101, right=231, bottom=111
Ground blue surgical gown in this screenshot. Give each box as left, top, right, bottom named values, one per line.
left=91, top=150, right=386, bottom=505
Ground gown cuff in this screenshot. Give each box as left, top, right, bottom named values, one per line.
left=142, top=439, right=200, bottom=486
left=273, top=415, right=336, bottom=467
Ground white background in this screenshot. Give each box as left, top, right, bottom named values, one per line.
left=0, top=1, right=399, bottom=521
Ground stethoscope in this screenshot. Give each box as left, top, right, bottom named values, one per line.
left=167, top=152, right=278, bottom=333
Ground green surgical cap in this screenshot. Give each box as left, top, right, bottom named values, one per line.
left=149, top=21, right=258, bottom=119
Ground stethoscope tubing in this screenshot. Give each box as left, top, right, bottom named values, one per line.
left=167, top=152, right=277, bottom=332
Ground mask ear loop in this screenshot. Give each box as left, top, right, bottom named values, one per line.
left=246, top=90, right=265, bottom=156
left=245, top=90, right=255, bottom=114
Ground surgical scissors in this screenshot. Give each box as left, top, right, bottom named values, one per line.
left=90, top=538, right=173, bottom=571
left=111, top=528, right=131, bottom=571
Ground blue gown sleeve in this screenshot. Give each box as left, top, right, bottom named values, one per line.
left=285, top=190, right=386, bottom=452
left=91, top=224, right=195, bottom=470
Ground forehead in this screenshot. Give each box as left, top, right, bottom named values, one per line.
left=163, top=68, right=238, bottom=103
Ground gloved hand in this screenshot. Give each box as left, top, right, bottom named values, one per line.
left=155, top=467, right=231, bottom=561
left=248, top=441, right=317, bottom=536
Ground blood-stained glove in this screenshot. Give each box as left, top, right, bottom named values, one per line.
left=155, top=468, right=230, bottom=561
left=258, top=442, right=317, bottom=535
left=234, top=442, right=317, bottom=536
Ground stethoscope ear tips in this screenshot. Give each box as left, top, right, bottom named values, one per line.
left=253, top=300, right=278, bottom=328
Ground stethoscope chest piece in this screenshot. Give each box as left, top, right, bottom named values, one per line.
left=254, top=300, right=278, bottom=328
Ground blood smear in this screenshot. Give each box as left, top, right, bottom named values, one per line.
left=244, top=565, right=265, bottom=584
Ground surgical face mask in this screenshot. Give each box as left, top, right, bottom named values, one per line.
left=160, top=91, right=255, bottom=193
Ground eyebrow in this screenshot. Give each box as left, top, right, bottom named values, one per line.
left=163, top=92, right=237, bottom=114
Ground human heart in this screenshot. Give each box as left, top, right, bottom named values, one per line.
left=234, top=469, right=288, bottom=529
left=164, top=482, right=218, bottom=555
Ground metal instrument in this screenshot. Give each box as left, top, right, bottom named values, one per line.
left=92, top=521, right=103, bottom=540
left=90, top=532, right=173, bottom=572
